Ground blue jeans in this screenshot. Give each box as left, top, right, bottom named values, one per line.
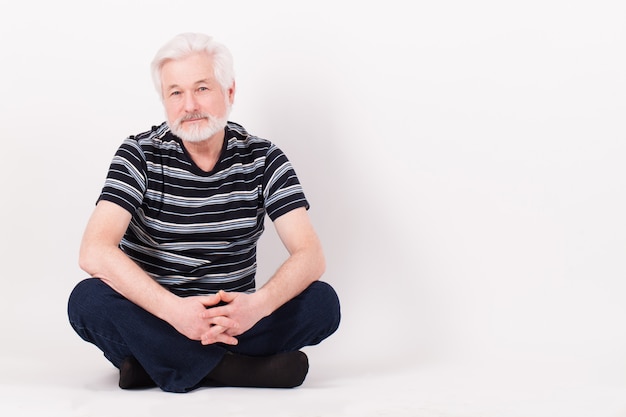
left=67, top=278, right=341, bottom=392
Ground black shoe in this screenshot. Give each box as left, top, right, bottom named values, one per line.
left=204, top=351, right=309, bottom=388
left=118, top=356, right=156, bottom=389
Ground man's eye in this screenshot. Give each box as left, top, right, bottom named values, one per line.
left=198, top=87, right=209, bottom=92
left=170, top=91, right=181, bottom=96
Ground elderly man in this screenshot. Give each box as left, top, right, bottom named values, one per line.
left=67, top=32, right=340, bottom=393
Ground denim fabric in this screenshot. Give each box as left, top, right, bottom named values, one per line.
left=68, top=278, right=340, bottom=392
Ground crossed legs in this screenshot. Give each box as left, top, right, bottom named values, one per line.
left=67, top=278, right=340, bottom=392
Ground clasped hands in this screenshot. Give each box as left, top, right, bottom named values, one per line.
left=171, top=290, right=264, bottom=346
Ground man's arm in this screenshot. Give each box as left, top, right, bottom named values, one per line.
left=256, top=205, right=326, bottom=312
left=78, top=200, right=238, bottom=344
left=200, top=206, right=325, bottom=342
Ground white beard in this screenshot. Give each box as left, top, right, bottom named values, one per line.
left=170, top=110, right=230, bottom=143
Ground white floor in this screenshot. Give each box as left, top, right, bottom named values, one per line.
left=2, top=348, right=625, bottom=417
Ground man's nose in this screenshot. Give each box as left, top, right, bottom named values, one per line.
left=184, top=93, right=199, bottom=112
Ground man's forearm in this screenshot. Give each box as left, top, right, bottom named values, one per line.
left=80, top=243, right=180, bottom=322
left=255, top=246, right=326, bottom=315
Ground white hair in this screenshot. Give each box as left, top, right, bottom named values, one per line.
left=150, top=32, right=235, bottom=98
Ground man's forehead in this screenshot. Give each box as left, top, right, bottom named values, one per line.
left=161, top=56, right=216, bottom=86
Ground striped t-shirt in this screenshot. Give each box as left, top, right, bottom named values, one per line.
left=98, top=121, right=309, bottom=296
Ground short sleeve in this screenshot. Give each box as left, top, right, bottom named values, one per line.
left=97, top=138, right=147, bottom=214
left=263, top=144, right=309, bottom=221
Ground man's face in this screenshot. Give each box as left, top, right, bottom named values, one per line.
left=160, top=52, right=235, bottom=143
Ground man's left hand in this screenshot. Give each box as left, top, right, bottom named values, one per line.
left=199, top=290, right=269, bottom=344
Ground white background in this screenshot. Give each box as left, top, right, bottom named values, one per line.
left=1, top=0, right=625, bottom=415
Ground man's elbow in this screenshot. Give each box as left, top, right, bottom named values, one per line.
left=78, top=250, right=93, bottom=276
left=78, top=241, right=103, bottom=276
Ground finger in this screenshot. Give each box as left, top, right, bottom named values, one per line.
left=217, top=290, right=238, bottom=303
left=198, top=292, right=222, bottom=308
left=215, top=333, right=238, bottom=346
left=225, top=327, right=243, bottom=337
left=201, top=326, right=238, bottom=346
left=208, top=315, right=239, bottom=330
left=200, top=305, right=229, bottom=319
left=201, top=324, right=225, bottom=344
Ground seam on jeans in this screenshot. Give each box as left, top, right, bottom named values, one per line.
left=69, top=321, right=130, bottom=347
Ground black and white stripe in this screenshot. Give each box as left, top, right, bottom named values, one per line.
left=98, top=121, right=309, bottom=296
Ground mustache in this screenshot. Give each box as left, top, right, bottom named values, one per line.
left=178, top=113, right=210, bottom=123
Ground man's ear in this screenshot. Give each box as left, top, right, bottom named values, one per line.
left=228, top=81, right=236, bottom=105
